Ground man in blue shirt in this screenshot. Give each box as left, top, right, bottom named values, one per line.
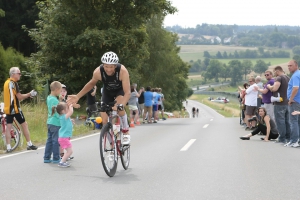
left=286, top=60, right=300, bottom=147
left=143, top=86, right=153, bottom=123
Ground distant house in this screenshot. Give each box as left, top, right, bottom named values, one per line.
left=210, top=36, right=221, bottom=44
left=224, top=37, right=231, bottom=44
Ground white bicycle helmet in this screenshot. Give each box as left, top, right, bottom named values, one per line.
left=101, top=51, right=119, bottom=64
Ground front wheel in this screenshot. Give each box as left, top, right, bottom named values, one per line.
left=0, top=124, right=21, bottom=152
left=120, top=132, right=130, bottom=170
left=99, top=123, right=117, bottom=177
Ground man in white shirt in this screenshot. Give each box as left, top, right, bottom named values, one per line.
left=245, top=77, right=258, bottom=130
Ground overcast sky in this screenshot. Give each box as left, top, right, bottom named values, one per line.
left=164, top=0, right=300, bottom=28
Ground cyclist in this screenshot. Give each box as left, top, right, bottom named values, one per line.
left=67, top=52, right=131, bottom=144
left=196, top=108, right=199, bottom=117
left=192, top=107, right=196, bottom=118
left=3, top=67, right=38, bottom=152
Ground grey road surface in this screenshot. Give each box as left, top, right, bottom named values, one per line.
left=1, top=100, right=300, bottom=200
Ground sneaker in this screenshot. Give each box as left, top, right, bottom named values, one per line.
left=291, top=143, right=300, bottom=148
left=153, top=120, right=157, bottom=123
left=123, top=135, right=131, bottom=145
left=284, top=142, right=292, bottom=147
left=136, top=121, right=140, bottom=125
left=52, top=159, right=61, bottom=164
left=274, top=140, right=286, bottom=144
left=44, top=159, right=52, bottom=163
left=58, top=162, right=70, bottom=168
left=6, top=149, right=12, bottom=153
left=142, top=121, right=146, bottom=124
left=162, top=117, right=166, bottom=120
left=27, top=145, right=38, bottom=150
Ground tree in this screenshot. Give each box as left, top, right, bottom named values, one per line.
left=220, top=64, right=230, bottom=81
left=292, top=46, right=300, bottom=55
left=228, top=60, right=243, bottom=86
left=241, top=60, right=253, bottom=80
left=234, top=50, right=239, bottom=58
left=205, top=59, right=222, bottom=82
left=203, top=51, right=211, bottom=58
left=293, top=55, right=300, bottom=66
left=253, top=60, right=268, bottom=75
left=216, top=51, right=223, bottom=59
left=27, top=0, right=177, bottom=96
left=222, top=51, right=228, bottom=59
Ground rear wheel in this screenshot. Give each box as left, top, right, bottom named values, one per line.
left=99, top=123, right=117, bottom=177
left=120, top=132, right=130, bottom=170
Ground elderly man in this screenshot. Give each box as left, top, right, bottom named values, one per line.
left=3, top=67, right=38, bottom=152
left=245, top=77, right=258, bottom=130
left=285, top=60, right=300, bottom=147
left=267, top=66, right=290, bottom=144
left=256, top=70, right=275, bottom=121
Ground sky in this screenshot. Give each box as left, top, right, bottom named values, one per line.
left=164, top=0, right=300, bottom=28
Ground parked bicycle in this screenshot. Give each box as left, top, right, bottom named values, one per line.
left=99, top=101, right=130, bottom=177
left=0, top=109, right=22, bottom=152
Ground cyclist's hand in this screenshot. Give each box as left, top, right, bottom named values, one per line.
left=73, top=103, right=81, bottom=109
left=67, top=95, right=79, bottom=106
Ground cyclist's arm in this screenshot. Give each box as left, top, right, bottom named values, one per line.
left=120, top=65, right=131, bottom=105
left=68, top=67, right=100, bottom=104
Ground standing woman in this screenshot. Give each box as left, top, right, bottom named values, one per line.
left=238, top=83, right=249, bottom=125
left=128, top=85, right=140, bottom=126
left=240, top=107, right=279, bottom=141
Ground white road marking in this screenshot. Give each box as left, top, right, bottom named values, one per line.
left=203, top=124, right=209, bottom=128
left=180, top=139, right=196, bottom=151
left=0, top=132, right=100, bottom=159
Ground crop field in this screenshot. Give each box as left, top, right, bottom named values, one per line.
left=179, top=45, right=291, bottom=71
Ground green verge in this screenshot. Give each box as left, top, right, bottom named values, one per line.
left=189, top=94, right=240, bottom=118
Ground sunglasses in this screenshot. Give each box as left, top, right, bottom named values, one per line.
left=14, top=73, right=21, bottom=75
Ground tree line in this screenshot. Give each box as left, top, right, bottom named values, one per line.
left=204, top=48, right=290, bottom=59
left=0, top=0, right=192, bottom=111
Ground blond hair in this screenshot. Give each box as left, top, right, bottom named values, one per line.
left=50, top=81, right=62, bottom=91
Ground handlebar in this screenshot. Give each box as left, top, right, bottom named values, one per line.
left=99, top=101, right=124, bottom=113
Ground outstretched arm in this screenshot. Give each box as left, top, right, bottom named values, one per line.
left=67, top=67, right=100, bottom=105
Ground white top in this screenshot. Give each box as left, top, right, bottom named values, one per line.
left=245, top=83, right=258, bottom=106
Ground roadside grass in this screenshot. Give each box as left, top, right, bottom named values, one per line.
left=0, top=102, right=96, bottom=153
left=189, top=94, right=240, bottom=117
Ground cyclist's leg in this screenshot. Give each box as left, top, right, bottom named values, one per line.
left=4, top=114, right=14, bottom=148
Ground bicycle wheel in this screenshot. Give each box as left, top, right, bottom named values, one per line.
left=99, top=123, right=118, bottom=177
left=120, top=132, right=130, bottom=170
left=0, top=124, right=21, bottom=151
left=10, top=124, right=21, bottom=151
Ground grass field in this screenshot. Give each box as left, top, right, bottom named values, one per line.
left=179, top=45, right=291, bottom=69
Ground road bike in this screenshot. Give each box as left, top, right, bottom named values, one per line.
left=99, top=101, right=130, bottom=177
left=0, top=110, right=22, bottom=152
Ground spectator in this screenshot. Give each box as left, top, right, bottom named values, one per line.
left=3, top=67, right=38, bottom=152
left=256, top=70, right=275, bottom=121
left=238, top=83, right=249, bottom=126
left=87, top=85, right=97, bottom=117
left=255, top=76, right=264, bottom=108
left=267, top=66, right=290, bottom=144
left=239, top=107, right=279, bottom=141
left=158, top=88, right=166, bottom=120
left=143, top=86, right=153, bottom=123
left=244, top=77, right=258, bottom=130
left=285, top=60, right=300, bottom=147
left=128, top=85, right=140, bottom=126
left=138, top=87, right=145, bottom=118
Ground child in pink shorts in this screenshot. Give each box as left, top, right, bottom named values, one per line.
left=53, top=102, right=74, bottom=167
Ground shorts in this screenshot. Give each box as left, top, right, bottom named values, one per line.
left=5, top=112, right=25, bottom=124
left=152, top=104, right=158, bottom=112
left=158, top=105, right=164, bottom=111
left=58, top=138, right=72, bottom=149
left=129, top=105, right=138, bottom=111
left=102, top=88, right=124, bottom=104
left=245, top=106, right=257, bottom=116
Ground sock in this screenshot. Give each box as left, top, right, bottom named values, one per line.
left=7, top=144, right=11, bottom=150
left=120, top=113, right=129, bottom=130
left=27, top=141, right=33, bottom=146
